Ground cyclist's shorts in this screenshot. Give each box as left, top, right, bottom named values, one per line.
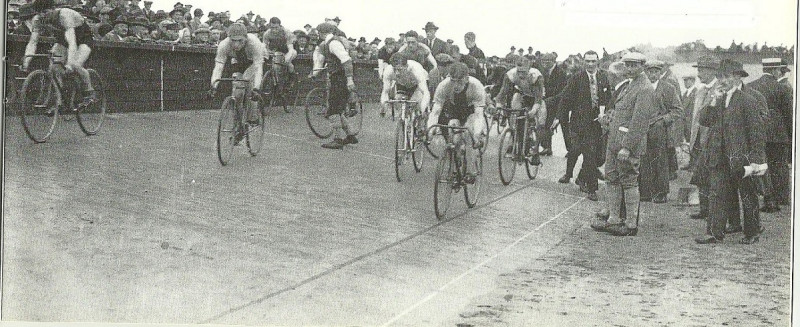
left=395, top=82, right=418, bottom=98
left=228, top=57, right=254, bottom=75
left=438, top=104, right=474, bottom=126
left=55, top=24, right=94, bottom=48
left=268, top=42, right=290, bottom=55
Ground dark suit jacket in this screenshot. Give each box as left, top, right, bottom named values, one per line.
left=649, top=81, right=683, bottom=148
left=423, top=37, right=448, bottom=57
left=746, top=74, right=793, bottom=143
left=557, top=70, right=611, bottom=129
left=543, top=64, right=569, bottom=117
left=699, top=88, right=766, bottom=169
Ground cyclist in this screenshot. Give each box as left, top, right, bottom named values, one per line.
left=262, top=17, right=297, bottom=76
left=210, top=23, right=265, bottom=142
left=380, top=53, right=430, bottom=117
left=22, top=0, right=96, bottom=107
left=494, top=56, right=546, bottom=165
left=396, top=30, right=437, bottom=73
left=311, top=22, right=359, bottom=150
left=427, top=62, right=487, bottom=152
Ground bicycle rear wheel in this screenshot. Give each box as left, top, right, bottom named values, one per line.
left=433, top=150, right=454, bottom=220
left=246, top=104, right=265, bottom=156
left=20, top=70, right=58, bottom=143
left=216, top=97, right=237, bottom=166
left=304, top=87, right=332, bottom=139
left=463, top=141, right=483, bottom=208
left=76, top=69, right=106, bottom=136
left=344, top=100, right=363, bottom=136
left=525, top=134, right=540, bottom=179
left=411, top=116, right=424, bottom=172
left=498, top=128, right=517, bottom=185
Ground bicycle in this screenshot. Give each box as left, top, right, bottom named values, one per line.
left=431, top=123, right=484, bottom=220
left=484, top=85, right=508, bottom=134
left=303, top=67, right=363, bottom=139
left=18, top=53, right=107, bottom=143
left=388, top=93, right=427, bottom=182
left=497, top=106, right=540, bottom=185
left=212, top=73, right=266, bottom=166
left=260, top=52, right=294, bottom=113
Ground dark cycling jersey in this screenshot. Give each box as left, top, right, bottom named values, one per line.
left=37, top=9, right=94, bottom=47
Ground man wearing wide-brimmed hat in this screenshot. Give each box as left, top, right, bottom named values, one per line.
left=695, top=59, right=766, bottom=245
left=591, top=52, right=657, bottom=237
left=422, top=21, right=447, bottom=57
left=686, top=55, right=721, bottom=221
left=746, top=57, right=794, bottom=213
left=128, top=15, right=152, bottom=41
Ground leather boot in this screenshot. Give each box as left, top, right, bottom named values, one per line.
left=605, top=184, right=623, bottom=224
left=623, top=186, right=641, bottom=230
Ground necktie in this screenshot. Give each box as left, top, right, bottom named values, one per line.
left=589, top=73, right=598, bottom=108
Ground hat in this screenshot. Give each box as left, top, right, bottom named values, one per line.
left=621, top=52, right=647, bottom=63
left=384, top=37, right=396, bottom=45
left=193, top=26, right=210, bottom=35
left=304, top=23, right=312, bottom=28
left=510, top=46, right=516, bottom=50
left=719, top=59, right=748, bottom=77
left=153, top=10, right=167, bottom=20
left=762, top=57, right=788, bottom=69
left=542, top=52, right=557, bottom=61
left=193, top=8, right=202, bottom=16
left=332, top=16, right=341, bottom=22
left=645, top=60, right=665, bottom=70
left=528, top=46, right=533, bottom=50
left=423, top=21, right=438, bottom=31
left=169, top=8, right=185, bottom=17
left=246, top=10, right=254, bottom=16
left=143, top=1, right=152, bottom=4
left=446, top=39, right=453, bottom=44
left=692, top=55, right=720, bottom=69
left=269, top=16, right=280, bottom=24
left=358, top=36, right=366, bottom=42
left=296, top=31, right=308, bottom=39
left=371, top=37, right=381, bottom=45
left=173, top=2, right=182, bottom=8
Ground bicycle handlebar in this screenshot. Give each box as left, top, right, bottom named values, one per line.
left=387, top=99, right=418, bottom=104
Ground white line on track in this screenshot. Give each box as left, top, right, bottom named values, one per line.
left=380, top=197, right=586, bottom=327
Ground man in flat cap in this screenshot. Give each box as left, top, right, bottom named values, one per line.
left=747, top=58, right=793, bottom=212
left=591, top=52, right=658, bottom=236
left=640, top=59, right=683, bottom=203
left=422, top=21, right=447, bottom=57
left=695, top=59, right=766, bottom=244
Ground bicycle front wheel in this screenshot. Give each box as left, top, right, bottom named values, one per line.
left=498, top=128, right=517, bottom=185
left=20, top=70, right=58, bottom=143
left=394, top=120, right=406, bottom=182
left=246, top=105, right=266, bottom=156
left=76, top=69, right=107, bottom=136
left=525, top=134, right=540, bottom=179
left=304, top=87, right=332, bottom=139
left=433, top=150, right=454, bottom=220
left=463, top=142, right=483, bottom=208
left=411, top=116, right=424, bottom=172
left=216, top=97, right=237, bottom=166
left=343, top=100, right=363, bottom=136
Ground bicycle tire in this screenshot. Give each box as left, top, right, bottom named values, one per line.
left=304, top=87, right=332, bottom=139
left=463, top=140, right=483, bottom=208
left=19, top=70, right=58, bottom=143
left=411, top=116, right=424, bottom=173
left=433, top=149, right=454, bottom=220
left=344, top=100, right=364, bottom=136
left=498, top=128, right=517, bottom=185
left=394, top=120, right=405, bottom=182
left=525, top=133, right=540, bottom=179
left=216, top=96, right=237, bottom=166
left=76, top=69, right=106, bottom=136
left=273, top=68, right=290, bottom=113
left=246, top=104, right=266, bottom=156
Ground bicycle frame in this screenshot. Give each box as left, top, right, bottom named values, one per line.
left=502, top=108, right=532, bottom=162
left=388, top=95, right=419, bottom=153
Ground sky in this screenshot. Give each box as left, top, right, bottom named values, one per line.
left=161, top=0, right=797, bottom=57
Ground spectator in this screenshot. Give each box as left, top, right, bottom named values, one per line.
left=142, top=0, right=153, bottom=20
left=103, top=18, right=131, bottom=42
left=192, top=26, right=212, bottom=45
left=129, top=16, right=152, bottom=41
left=303, top=23, right=314, bottom=35
left=505, top=46, right=517, bottom=61
left=464, top=32, right=485, bottom=60
left=369, top=38, right=381, bottom=60
left=209, top=27, right=224, bottom=44
left=245, top=10, right=254, bottom=24
left=189, top=8, right=203, bottom=31
left=449, top=44, right=485, bottom=84
left=159, top=7, right=185, bottom=41
left=127, top=0, right=143, bottom=17
left=541, top=52, right=569, bottom=156
left=294, top=31, right=313, bottom=54
left=12, top=3, right=36, bottom=35
left=421, top=21, right=448, bottom=57
left=517, top=48, right=525, bottom=57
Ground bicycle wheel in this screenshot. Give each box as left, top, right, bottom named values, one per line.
left=394, top=120, right=406, bottom=182
left=19, top=70, right=58, bottom=143
left=433, top=150, right=454, bottom=220
left=411, top=116, right=424, bottom=172
left=304, top=87, right=333, bottom=139
left=498, top=128, right=517, bottom=185
left=271, top=68, right=291, bottom=113
left=76, top=69, right=107, bottom=136
left=463, top=141, right=483, bottom=208
left=344, top=100, right=363, bottom=136
left=525, top=134, right=540, bottom=179
left=246, top=104, right=266, bottom=156
left=216, top=96, right=237, bottom=166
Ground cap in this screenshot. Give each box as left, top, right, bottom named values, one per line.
left=332, top=16, right=341, bottom=22
left=384, top=37, right=396, bottom=45
left=194, top=26, right=210, bottom=35
left=645, top=59, right=665, bottom=70
left=621, top=52, right=647, bottom=63
left=304, top=23, right=312, bottom=28
left=315, top=22, right=337, bottom=35
left=358, top=36, right=366, bottom=42
left=193, top=8, right=202, bottom=16
left=435, top=53, right=455, bottom=65
left=371, top=37, right=381, bottom=44
left=269, top=16, right=280, bottom=24
left=169, top=8, right=185, bottom=17
left=719, top=59, right=748, bottom=77
left=423, top=21, right=438, bottom=31
left=692, top=55, right=720, bottom=69
left=510, top=46, right=516, bottom=50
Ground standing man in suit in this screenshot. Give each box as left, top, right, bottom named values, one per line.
left=688, top=56, right=720, bottom=221
left=695, top=59, right=767, bottom=244
left=748, top=58, right=794, bottom=212
left=422, top=22, right=448, bottom=57
left=640, top=60, right=683, bottom=203
left=541, top=52, right=568, bottom=156
left=552, top=51, right=611, bottom=201
left=464, top=32, right=485, bottom=60
left=680, top=75, right=698, bottom=168
left=591, top=52, right=657, bottom=236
